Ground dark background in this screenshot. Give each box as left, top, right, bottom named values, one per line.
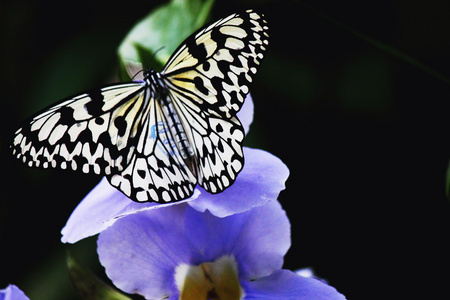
left=1, top=0, right=450, bottom=299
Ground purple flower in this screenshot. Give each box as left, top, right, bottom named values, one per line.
left=97, top=201, right=346, bottom=299
left=61, top=95, right=289, bottom=243
left=0, top=285, right=29, bottom=300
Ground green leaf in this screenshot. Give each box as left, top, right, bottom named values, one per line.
left=118, top=0, right=215, bottom=81
left=67, top=252, right=132, bottom=300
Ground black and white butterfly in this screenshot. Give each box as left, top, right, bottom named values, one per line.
left=12, top=10, right=269, bottom=203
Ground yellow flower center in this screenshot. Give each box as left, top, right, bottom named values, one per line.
left=175, top=255, right=244, bottom=300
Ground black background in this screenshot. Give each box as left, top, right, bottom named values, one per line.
left=1, top=0, right=450, bottom=299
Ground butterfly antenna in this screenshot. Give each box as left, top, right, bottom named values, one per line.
left=146, top=46, right=166, bottom=70
left=153, top=46, right=166, bottom=58
left=130, top=47, right=166, bottom=80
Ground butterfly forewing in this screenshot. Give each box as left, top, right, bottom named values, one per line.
left=162, top=10, right=269, bottom=119
left=12, top=83, right=146, bottom=174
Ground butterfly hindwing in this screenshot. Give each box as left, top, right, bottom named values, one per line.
left=168, top=86, right=245, bottom=194
left=108, top=95, right=197, bottom=202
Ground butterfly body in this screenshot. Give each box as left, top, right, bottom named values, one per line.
left=145, top=69, right=195, bottom=161
left=12, top=10, right=269, bottom=203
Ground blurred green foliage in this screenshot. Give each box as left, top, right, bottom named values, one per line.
left=118, top=0, right=214, bottom=79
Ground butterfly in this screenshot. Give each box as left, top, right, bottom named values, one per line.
left=11, top=9, right=269, bottom=203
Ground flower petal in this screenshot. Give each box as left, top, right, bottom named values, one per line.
left=238, top=94, right=254, bottom=134
left=184, top=200, right=291, bottom=280
left=97, top=204, right=191, bottom=299
left=188, top=147, right=289, bottom=217
left=0, top=284, right=29, bottom=300
left=97, top=200, right=290, bottom=299
left=61, top=178, right=199, bottom=243
left=242, top=269, right=347, bottom=300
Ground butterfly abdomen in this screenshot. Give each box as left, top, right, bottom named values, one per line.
left=161, top=98, right=194, bottom=160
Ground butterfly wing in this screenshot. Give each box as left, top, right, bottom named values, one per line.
left=12, top=83, right=147, bottom=175
left=161, top=10, right=269, bottom=193
left=162, top=10, right=269, bottom=118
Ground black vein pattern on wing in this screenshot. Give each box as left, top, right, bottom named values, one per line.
left=11, top=83, right=147, bottom=175
left=162, top=10, right=269, bottom=119
left=166, top=85, right=245, bottom=194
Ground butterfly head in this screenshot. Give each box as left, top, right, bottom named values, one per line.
left=143, top=68, right=157, bottom=82
left=143, top=69, right=167, bottom=97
